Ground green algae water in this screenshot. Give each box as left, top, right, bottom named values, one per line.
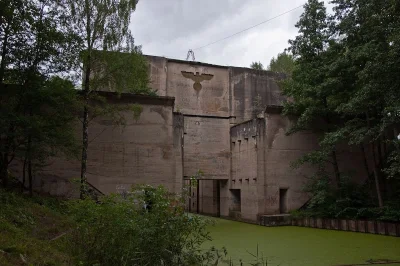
left=205, top=217, right=400, bottom=266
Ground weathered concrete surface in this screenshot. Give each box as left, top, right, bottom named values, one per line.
left=230, top=119, right=265, bottom=221
left=183, top=116, right=230, bottom=180
left=146, top=55, right=168, bottom=96
left=291, top=218, right=400, bottom=237
left=229, top=68, right=286, bottom=124
left=263, top=112, right=320, bottom=215
left=166, top=60, right=230, bottom=117
left=14, top=93, right=183, bottom=196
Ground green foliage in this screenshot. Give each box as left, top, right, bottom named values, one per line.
left=284, top=0, right=400, bottom=209
left=67, top=185, right=214, bottom=266
left=0, top=186, right=238, bottom=265
left=296, top=173, right=400, bottom=221
left=283, top=0, right=332, bottom=134
left=89, top=50, right=150, bottom=94
left=65, top=0, right=153, bottom=197
left=0, top=0, right=82, bottom=189
left=0, top=188, right=73, bottom=266
left=267, top=51, right=295, bottom=75
left=250, top=61, right=264, bottom=70
left=384, top=139, right=400, bottom=179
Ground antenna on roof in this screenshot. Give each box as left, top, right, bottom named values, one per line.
left=186, top=49, right=195, bottom=61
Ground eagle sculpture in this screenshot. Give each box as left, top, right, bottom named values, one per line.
left=181, top=71, right=214, bottom=91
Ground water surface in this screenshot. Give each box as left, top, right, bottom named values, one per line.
left=205, top=217, right=400, bottom=266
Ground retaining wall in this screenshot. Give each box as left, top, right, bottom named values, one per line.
left=291, top=218, right=400, bottom=237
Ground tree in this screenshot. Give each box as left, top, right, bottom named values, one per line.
left=20, top=77, right=79, bottom=195
left=285, top=0, right=400, bottom=208
left=65, top=0, right=152, bottom=198
left=326, top=0, right=400, bottom=207
left=250, top=61, right=264, bottom=70
left=0, top=0, right=81, bottom=188
left=283, top=0, right=343, bottom=187
left=267, top=52, right=295, bottom=75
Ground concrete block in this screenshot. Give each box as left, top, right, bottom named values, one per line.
left=349, top=220, right=357, bottom=232
left=387, top=223, right=397, bottom=236
left=340, top=220, right=348, bottom=231
left=358, top=220, right=367, bottom=233
left=377, top=222, right=386, bottom=235
left=367, top=221, right=376, bottom=234
left=316, top=218, right=323, bottom=228
left=331, top=219, right=339, bottom=230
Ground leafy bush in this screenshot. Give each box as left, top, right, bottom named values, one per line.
left=67, top=185, right=214, bottom=266
left=297, top=172, right=400, bottom=221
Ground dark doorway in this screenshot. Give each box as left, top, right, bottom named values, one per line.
left=279, top=188, right=288, bottom=214
left=216, top=180, right=221, bottom=217
left=230, top=189, right=241, bottom=212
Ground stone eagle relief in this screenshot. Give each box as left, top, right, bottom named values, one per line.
left=181, top=71, right=214, bottom=91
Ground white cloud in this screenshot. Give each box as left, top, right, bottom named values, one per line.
left=130, top=0, right=333, bottom=68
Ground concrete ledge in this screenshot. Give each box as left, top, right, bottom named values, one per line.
left=291, top=218, right=400, bottom=237
left=95, top=91, right=176, bottom=106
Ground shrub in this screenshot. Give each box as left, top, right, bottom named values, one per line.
left=67, top=185, right=213, bottom=266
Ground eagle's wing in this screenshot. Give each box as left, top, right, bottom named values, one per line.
left=181, top=71, right=196, bottom=81
left=198, top=74, right=214, bottom=82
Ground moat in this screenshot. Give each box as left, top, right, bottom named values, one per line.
left=206, top=217, right=400, bottom=266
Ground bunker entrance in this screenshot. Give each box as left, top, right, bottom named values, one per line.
left=279, top=188, right=288, bottom=214
left=184, top=178, right=223, bottom=217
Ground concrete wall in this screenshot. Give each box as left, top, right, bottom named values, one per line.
left=145, top=57, right=233, bottom=216
left=14, top=93, right=183, bottom=196
left=166, top=60, right=230, bottom=116
left=183, top=116, right=230, bottom=179
left=227, top=110, right=371, bottom=218
left=230, top=119, right=266, bottom=221
left=16, top=55, right=372, bottom=223
left=263, top=112, right=320, bottom=214
left=229, top=68, right=286, bottom=124
left=146, top=55, right=168, bottom=96
left=144, top=56, right=318, bottom=220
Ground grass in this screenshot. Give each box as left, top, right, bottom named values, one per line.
left=0, top=188, right=73, bottom=266
left=205, top=217, right=400, bottom=266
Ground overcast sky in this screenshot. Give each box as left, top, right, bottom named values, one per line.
left=130, top=0, right=332, bottom=68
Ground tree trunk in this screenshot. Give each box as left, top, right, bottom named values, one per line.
left=331, top=150, right=341, bottom=188
left=80, top=0, right=92, bottom=199
left=1, top=153, right=8, bottom=187
left=360, top=144, right=370, bottom=178
left=0, top=24, right=10, bottom=82
left=377, top=137, right=383, bottom=166
left=22, top=155, right=27, bottom=192
left=80, top=102, right=89, bottom=199
left=27, top=132, right=33, bottom=197
left=1, top=126, right=13, bottom=187
left=80, top=58, right=91, bottom=199
left=371, top=142, right=384, bottom=207
left=28, top=158, right=33, bottom=197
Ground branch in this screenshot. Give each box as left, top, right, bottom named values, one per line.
left=88, top=128, right=107, bottom=144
